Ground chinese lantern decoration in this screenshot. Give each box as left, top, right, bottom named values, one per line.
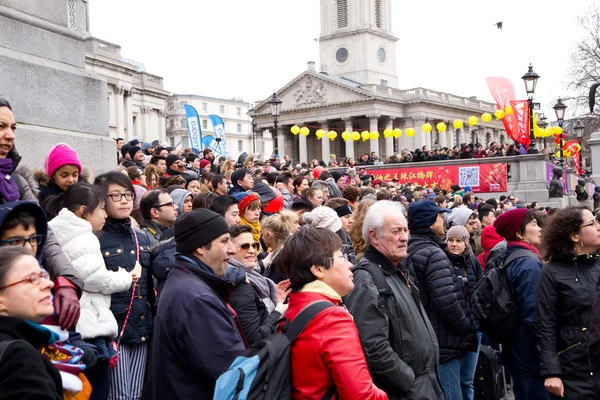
left=422, top=123, right=433, bottom=133
left=436, top=122, right=447, bottom=132
left=291, top=125, right=300, bottom=135
left=315, top=129, right=325, bottom=140
left=328, top=131, right=337, bottom=141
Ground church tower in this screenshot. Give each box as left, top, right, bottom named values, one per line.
left=318, top=0, right=398, bottom=88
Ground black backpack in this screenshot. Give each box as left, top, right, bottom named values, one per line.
left=213, top=301, right=337, bottom=400
left=470, top=249, right=532, bottom=343
left=471, top=249, right=532, bottom=343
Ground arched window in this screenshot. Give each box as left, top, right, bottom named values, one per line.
left=337, top=0, right=348, bottom=28
left=375, top=0, right=382, bottom=28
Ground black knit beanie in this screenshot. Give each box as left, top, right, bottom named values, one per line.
left=174, top=209, right=230, bottom=253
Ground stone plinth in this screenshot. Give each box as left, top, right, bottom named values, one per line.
left=588, top=132, right=600, bottom=185
left=0, top=2, right=113, bottom=174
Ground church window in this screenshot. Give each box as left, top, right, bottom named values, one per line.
left=375, top=0, right=382, bottom=28
left=67, top=0, right=77, bottom=30
left=337, top=0, right=348, bottom=28
left=336, top=47, right=349, bottom=64
left=182, top=136, right=189, bottom=149
left=378, top=47, right=386, bottom=64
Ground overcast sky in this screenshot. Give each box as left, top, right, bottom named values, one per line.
left=89, top=0, right=595, bottom=119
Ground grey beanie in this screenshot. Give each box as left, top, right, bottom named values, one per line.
left=303, top=206, right=342, bottom=233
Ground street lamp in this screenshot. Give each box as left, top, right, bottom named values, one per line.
left=246, top=104, right=256, bottom=153
left=521, top=64, right=540, bottom=154
left=268, top=92, right=283, bottom=154
left=553, top=98, right=567, bottom=165
left=538, top=113, right=549, bottom=150
left=574, top=119, right=585, bottom=173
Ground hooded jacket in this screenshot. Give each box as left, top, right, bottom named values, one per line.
left=48, top=208, right=132, bottom=339
left=478, top=226, right=504, bottom=270
left=0, top=201, right=82, bottom=292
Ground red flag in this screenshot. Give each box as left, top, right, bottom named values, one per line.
left=486, top=77, right=518, bottom=142
left=510, top=100, right=530, bottom=148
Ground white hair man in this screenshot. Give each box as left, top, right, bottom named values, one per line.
left=345, top=201, right=444, bottom=399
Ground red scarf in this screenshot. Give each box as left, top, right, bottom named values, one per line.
left=506, top=240, right=542, bottom=259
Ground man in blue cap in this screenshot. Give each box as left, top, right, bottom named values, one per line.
left=406, top=200, right=477, bottom=400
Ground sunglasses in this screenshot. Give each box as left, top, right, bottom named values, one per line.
left=239, top=242, right=261, bottom=251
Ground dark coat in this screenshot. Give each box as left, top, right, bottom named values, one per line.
left=536, top=255, right=600, bottom=399
left=151, top=237, right=176, bottom=295
left=590, top=261, right=600, bottom=392
left=504, top=245, right=544, bottom=378
left=408, top=233, right=476, bottom=362
left=446, top=251, right=482, bottom=332
left=140, top=219, right=167, bottom=249
left=152, top=254, right=246, bottom=400
left=0, top=316, right=62, bottom=400
left=97, top=218, right=154, bottom=344
left=345, top=246, right=443, bottom=400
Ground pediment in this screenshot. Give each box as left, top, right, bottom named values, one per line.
left=254, top=71, right=374, bottom=114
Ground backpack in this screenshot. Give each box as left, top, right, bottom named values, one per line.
left=470, top=249, right=532, bottom=343
left=213, top=301, right=337, bottom=400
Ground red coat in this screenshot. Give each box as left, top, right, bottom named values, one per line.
left=286, top=291, right=388, bottom=400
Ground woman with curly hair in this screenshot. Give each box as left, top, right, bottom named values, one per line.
left=349, top=199, right=376, bottom=260
left=536, top=206, right=600, bottom=399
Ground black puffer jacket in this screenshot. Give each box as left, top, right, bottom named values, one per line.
left=97, top=218, right=154, bottom=344
left=408, top=231, right=476, bottom=362
left=536, top=254, right=600, bottom=399
left=446, top=251, right=482, bottom=332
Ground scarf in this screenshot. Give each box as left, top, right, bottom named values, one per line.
left=228, top=258, right=279, bottom=313
left=0, top=158, right=19, bottom=202
left=240, top=217, right=262, bottom=244
left=506, top=240, right=542, bottom=259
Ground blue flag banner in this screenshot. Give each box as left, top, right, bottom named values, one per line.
left=184, top=105, right=202, bottom=153
left=208, top=114, right=229, bottom=158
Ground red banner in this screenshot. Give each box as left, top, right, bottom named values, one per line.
left=365, top=163, right=508, bottom=193
left=486, top=77, right=518, bottom=142
left=511, top=100, right=530, bottom=148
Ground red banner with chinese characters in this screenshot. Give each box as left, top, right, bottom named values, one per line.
left=486, top=77, right=518, bottom=142
left=511, top=100, right=530, bottom=148
left=365, top=163, right=508, bottom=193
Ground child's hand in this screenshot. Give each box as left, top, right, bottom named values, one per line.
left=131, top=261, right=142, bottom=283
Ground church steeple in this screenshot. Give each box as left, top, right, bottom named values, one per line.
left=319, top=0, right=398, bottom=87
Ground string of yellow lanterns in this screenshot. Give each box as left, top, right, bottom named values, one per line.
left=288, top=105, right=554, bottom=142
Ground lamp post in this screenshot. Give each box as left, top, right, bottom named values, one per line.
left=246, top=104, right=256, bottom=153
left=553, top=98, right=567, bottom=166
left=574, top=119, right=585, bottom=173
left=268, top=92, right=282, bottom=154
left=538, top=113, right=549, bottom=150
left=521, top=64, right=540, bottom=154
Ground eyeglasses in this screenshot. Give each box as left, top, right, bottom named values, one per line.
left=239, top=242, right=261, bottom=251
left=0, top=234, right=43, bottom=248
left=329, top=253, right=349, bottom=263
left=0, top=270, right=50, bottom=291
left=580, top=220, right=600, bottom=229
left=107, top=192, right=134, bottom=202
left=154, top=201, right=175, bottom=209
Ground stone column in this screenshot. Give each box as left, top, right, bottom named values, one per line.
left=438, top=122, right=447, bottom=148
left=141, top=106, right=151, bottom=142
left=124, top=88, right=134, bottom=141
left=298, top=126, right=308, bottom=164
left=413, top=117, right=425, bottom=151
left=384, top=117, right=394, bottom=157
left=158, top=110, right=166, bottom=144
left=368, top=114, right=381, bottom=155
left=115, top=86, right=125, bottom=139
left=319, top=120, right=330, bottom=163
left=344, top=118, right=354, bottom=160
left=255, top=129, right=264, bottom=157
left=277, top=126, right=286, bottom=156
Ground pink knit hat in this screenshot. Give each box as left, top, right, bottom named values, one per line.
left=44, top=144, right=82, bottom=178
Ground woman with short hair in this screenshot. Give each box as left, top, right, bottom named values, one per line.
left=274, top=228, right=387, bottom=400
left=536, top=207, right=600, bottom=399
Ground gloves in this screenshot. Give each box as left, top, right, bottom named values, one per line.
left=54, top=277, right=80, bottom=331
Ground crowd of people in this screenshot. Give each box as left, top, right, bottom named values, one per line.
left=1, top=94, right=600, bottom=400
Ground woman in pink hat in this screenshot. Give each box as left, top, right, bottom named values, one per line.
left=37, top=144, right=82, bottom=209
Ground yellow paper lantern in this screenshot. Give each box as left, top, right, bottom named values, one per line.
left=352, top=131, right=361, bottom=141
left=393, top=128, right=402, bottom=138
left=552, top=126, right=563, bottom=136
left=494, top=109, right=505, bottom=120
left=505, top=105, right=514, bottom=115
left=421, top=123, right=432, bottom=133
left=453, top=119, right=464, bottom=130
left=315, top=129, right=325, bottom=140
left=361, top=130, right=370, bottom=141
left=481, top=113, right=492, bottom=123
left=300, top=127, right=310, bottom=136
left=291, top=125, right=300, bottom=135
left=370, top=131, right=380, bottom=140
left=383, top=129, right=393, bottom=138
left=328, top=131, right=337, bottom=141
left=468, top=116, right=479, bottom=127
left=406, top=127, right=416, bottom=137
left=436, top=122, right=447, bottom=132
left=341, top=131, right=351, bottom=141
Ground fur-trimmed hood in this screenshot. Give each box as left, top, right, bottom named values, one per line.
left=33, top=167, right=92, bottom=188
left=14, top=165, right=39, bottom=200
